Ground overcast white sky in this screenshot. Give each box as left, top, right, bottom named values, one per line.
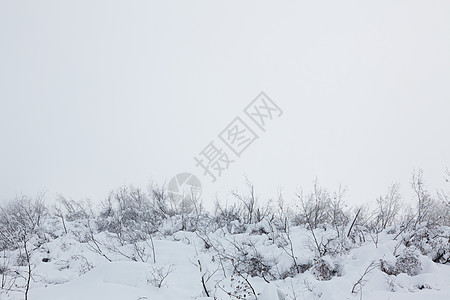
left=1, top=1, right=449, bottom=208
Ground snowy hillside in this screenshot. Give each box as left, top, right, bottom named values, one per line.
left=24, top=225, right=450, bottom=300
left=1, top=178, right=449, bottom=300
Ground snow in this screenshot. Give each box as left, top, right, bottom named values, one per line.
left=1, top=219, right=449, bottom=300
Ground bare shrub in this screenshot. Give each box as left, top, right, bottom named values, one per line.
left=0, top=194, right=47, bottom=300
left=147, top=265, right=175, bottom=288
left=0, top=252, right=18, bottom=294
left=351, top=261, right=379, bottom=294
left=232, top=178, right=272, bottom=225
left=97, top=186, right=157, bottom=262
left=295, top=178, right=332, bottom=229
left=330, top=185, right=349, bottom=237
left=375, top=183, right=402, bottom=230
left=438, top=168, right=450, bottom=213
left=412, top=170, right=438, bottom=227
left=56, top=194, right=91, bottom=222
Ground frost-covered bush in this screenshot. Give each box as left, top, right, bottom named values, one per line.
left=396, top=250, right=422, bottom=276
left=93, top=186, right=161, bottom=262
left=381, top=248, right=422, bottom=276
left=211, top=209, right=246, bottom=233
left=320, top=234, right=352, bottom=257
left=231, top=178, right=273, bottom=226
left=294, top=180, right=348, bottom=231
left=226, top=242, right=276, bottom=280
left=0, top=196, right=47, bottom=251
left=429, top=235, right=450, bottom=264
left=97, top=186, right=160, bottom=234
left=294, top=180, right=333, bottom=229
left=249, top=224, right=270, bottom=235
left=0, top=195, right=49, bottom=299
left=55, top=195, right=94, bottom=224
left=310, top=257, right=341, bottom=281
left=373, top=184, right=402, bottom=230
left=403, top=224, right=450, bottom=264
left=280, top=261, right=312, bottom=279
left=227, top=220, right=247, bottom=234
left=211, top=203, right=242, bottom=232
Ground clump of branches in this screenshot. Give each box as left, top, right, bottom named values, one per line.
left=0, top=194, right=47, bottom=300
left=147, top=265, right=175, bottom=288
left=294, top=179, right=349, bottom=232
left=232, top=178, right=273, bottom=226
left=366, top=184, right=402, bottom=247
left=97, top=186, right=158, bottom=263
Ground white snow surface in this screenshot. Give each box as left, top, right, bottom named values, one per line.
left=1, top=222, right=449, bottom=300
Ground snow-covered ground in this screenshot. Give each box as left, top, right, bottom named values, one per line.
left=1, top=184, right=449, bottom=300
left=1, top=220, right=449, bottom=300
